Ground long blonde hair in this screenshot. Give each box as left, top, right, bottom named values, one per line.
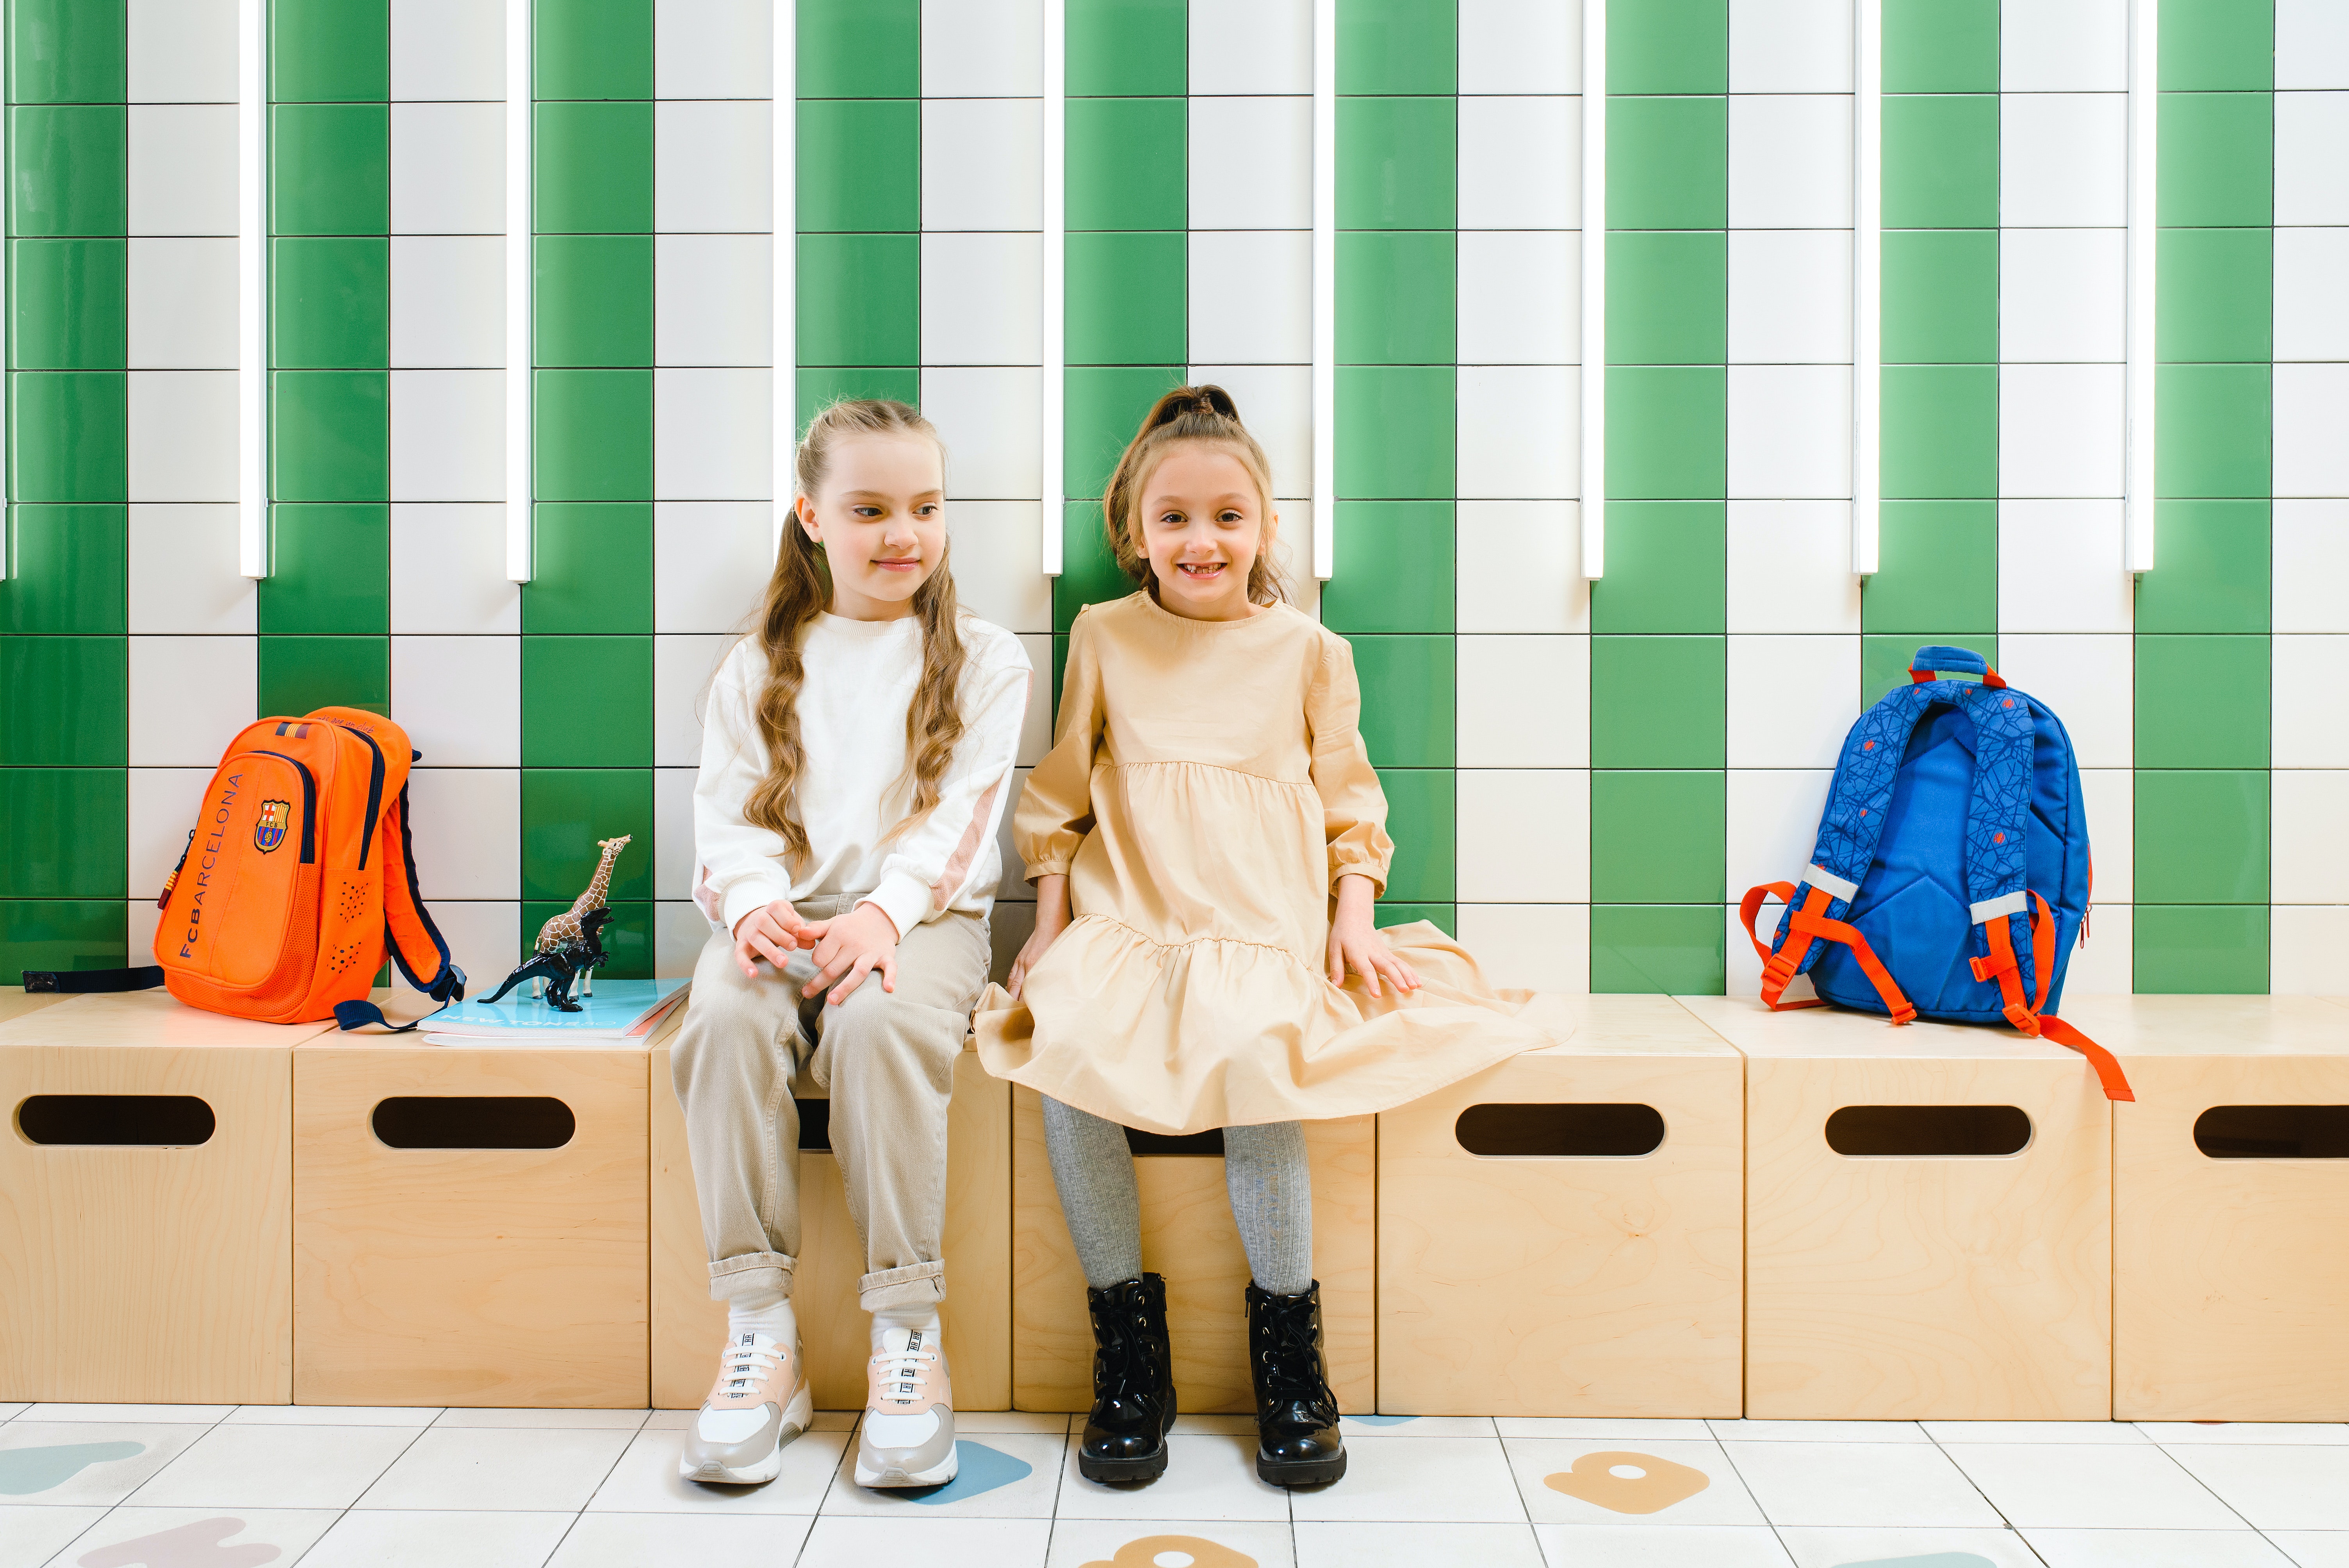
left=743, top=398, right=968, bottom=864
left=1101, top=384, right=1289, bottom=607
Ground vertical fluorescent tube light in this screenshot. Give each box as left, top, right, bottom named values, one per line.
left=1852, top=0, right=1882, bottom=575
left=773, top=2, right=797, bottom=557
left=1578, top=0, right=1605, bottom=578
left=1309, top=0, right=1335, bottom=579
left=2123, top=0, right=2158, bottom=572
left=237, top=0, right=267, bottom=577
left=504, top=0, right=533, bottom=581
left=1041, top=0, right=1065, bottom=575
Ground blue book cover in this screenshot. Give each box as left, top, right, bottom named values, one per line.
left=424, top=978, right=690, bottom=1039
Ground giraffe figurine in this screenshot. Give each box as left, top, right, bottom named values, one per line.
left=537, top=834, right=631, bottom=954
left=479, top=835, right=632, bottom=1012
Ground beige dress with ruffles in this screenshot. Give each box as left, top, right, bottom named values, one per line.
left=971, top=592, right=1572, bottom=1136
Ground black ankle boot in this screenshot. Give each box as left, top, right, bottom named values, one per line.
left=1246, top=1279, right=1346, bottom=1485
left=1078, top=1273, right=1177, bottom=1482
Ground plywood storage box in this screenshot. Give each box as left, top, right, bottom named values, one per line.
left=1377, top=996, right=1743, bottom=1417
left=1682, top=995, right=2113, bottom=1421
left=293, top=1018, right=651, bottom=1406
left=650, top=1015, right=1013, bottom=1411
left=1012, top=1086, right=1376, bottom=1414
left=0, top=989, right=332, bottom=1404
left=2062, top=995, right=2349, bottom=1421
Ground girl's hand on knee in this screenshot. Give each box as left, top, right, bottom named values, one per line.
left=797, top=902, right=901, bottom=1005
left=1007, top=874, right=1072, bottom=1001
left=732, top=899, right=815, bottom=979
left=1326, top=874, right=1421, bottom=998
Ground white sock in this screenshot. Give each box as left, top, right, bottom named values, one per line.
left=729, top=1287, right=796, bottom=1348
left=870, top=1303, right=943, bottom=1357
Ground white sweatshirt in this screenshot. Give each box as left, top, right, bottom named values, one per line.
left=695, top=611, right=1032, bottom=940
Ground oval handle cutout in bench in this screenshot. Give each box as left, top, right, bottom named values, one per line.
left=371, top=1096, right=576, bottom=1149
left=1826, top=1105, right=2031, bottom=1157
left=2194, top=1105, right=2349, bottom=1159
left=16, top=1095, right=216, bottom=1147
left=1455, top=1103, right=1665, bottom=1158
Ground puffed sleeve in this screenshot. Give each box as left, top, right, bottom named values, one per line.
left=1305, top=629, right=1396, bottom=894
left=1012, top=607, right=1105, bottom=880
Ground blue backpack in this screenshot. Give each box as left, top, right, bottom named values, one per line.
left=1738, top=644, right=2132, bottom=1102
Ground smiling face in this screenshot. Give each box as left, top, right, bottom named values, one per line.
left=1135, top=443, right=1275, bottom=622
left=794, top=431, right=946, bottom=621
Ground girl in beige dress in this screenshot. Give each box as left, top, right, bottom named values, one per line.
left=972, top=386, right=1569, bottom=1489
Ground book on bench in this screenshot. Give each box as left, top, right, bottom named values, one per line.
left=422, top=978, right=690, bottom=1043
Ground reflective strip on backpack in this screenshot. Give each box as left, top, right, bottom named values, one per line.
left=1805, top=864, right=1859, bottom=903
left=1969, top=890, right=2027, bottom=923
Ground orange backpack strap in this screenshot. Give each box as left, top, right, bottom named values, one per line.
left=1970, top=891, right=2133, bottom=1101
left=1741, top=881, right=1916, bottom=1023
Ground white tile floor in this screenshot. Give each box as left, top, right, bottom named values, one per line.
left=4, top=1405, right=2347, bottom=1567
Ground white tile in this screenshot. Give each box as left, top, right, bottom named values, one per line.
left=1189, top=0, right=1313, bottom=93
left=402, top=901, right=516, bottom=996
left=1998, top=499, right=2132, bottom=632
left=1458, top=769, right=1590, bottom=903
left=1729, top=96, right=1852, bottom=228
left=1730, top=0, right=1852, bottom=91
left=550, top=1512, right=814, bottom=1568
left=390, top=0, right=504, bottom=100
left=1455, top=903, right=1589, bottom=988
left=391, top=369, right=505, bottom=501
left=1460, top=0, right=1581, bottom=94
left=818, top=1433, right=1068, bottom=1518
left=391, top=102, right=503, bottom=234
left=390, top=504, right=521, bottom=633
left=18, top=1404, right=234, bottom=1424
left=2138, top=1424, right=2349, bottom=1447
left=2279, top=0, right=2349, bottom=88
left=923, top=367, right=1043, bottom=501
left=1724, top=501, right=1862, bottom=633
left=390, top=635, right=519, bottom=767
left=126, top=504, right=254, bottom=633
left=427, top=1408, right=653, bottom=1430
left=653, top=234, right=771, bottom=368
left=1727, top=768, right=1833, bottom=896
left=1292, top=1435, right=1531, bottom=1523
left=1728, top=229, right=1850, bottom=365
left=2001, top=363, right=2125, bottom=499
left=128, top=636, right=253, bottom=766
left=1706, top=1420, right=1932, bottom=1442
left=1458, top=365, right=1578, bottom=500
left=2272, top=772, right=2349, bottom=903
left=1049, top=1518, right=1290, bottom=1568
left=2002, top=0, right=2128, bottom=90
left=948, top=501, right=1051, bottom=635
left=127, top=0, right=236, bottom=102
left=128, top=896, right=163, bottom=966
left=2276, top=91, right=2349, bottom=225
left=654, top=101, right=771, bottom=232
left=358, top=1425, right=635, bottom=1511
left=1926, top=1420, right=2148, bottom=1444
left=1459, top=97, right=1580, bottom=230
left=128, top=238, right=237, bottom=369
left=126, top=105, right=235, bottom=235
left=2278, top=907, right=2349, bottom=991
left=1944, top=1441, right=2247, bottom=1529
left=39, top=1506, right=343, bottom=1568
left=128, top=1422, right=421, bottom=1509
left=653, top=766, right=697, bottom=902
left=391, top=237, right=503, bottom=368
left=2276, top=637, right=2349, bottom=767
left=1189, top=230, right=1310, bottom=365
left=2275, top=363, right=2349, bottom=500
left=0, top=1422, right=211, bottom=1507
left=656, top=901, right=715, bottom=972
left=1495, top=1418, right=1720, bottom=1441
left=2272, top=1530, right=2349, bottom=1568
left=1725, top=635, right=1857, bottom=766
left=2078, top=767, right=2131, bottom=903
left=1189, top=96, right=1312, bottom=229
left=1456, top=501, right=1590, bottom=633
left=1504, top=1438, right=1763, bottom=1525
left=654, top=502, right=772, bottom=633
left=2024, top=1527, right=2297, bottom=1568
left=1540, top=1523, right=1797, bottom=1566
left=1187, top=364, right=1310, bottom=497
left=809, top=1516, right=1055, bottom=1568
left=654, top=367, right=772, bottom=501
left=0, top=1504, right=106, bottom=1568
left=1055, top=1434, right=1289, bottom=1522
left=1458, top=230, right=1579, bottom=366
left=922, top=0, right=1042, bottom=95
left=922, top=98, right=1042, bottom=230
left=304, top=1509, right=573, bottom=1568
left=2002, top=93, right=2128, bottom=227
left=1723, top=1438, right=2003, bottom=1527
left=402, top=768, right=520, bottom=900
left=2164, top=1444, right=2349, bottom=1531
left=994, top=769, right=1029, bottom=897
left=2062, top=900, right=2132, bottom=996
left=1016, top=633, right=1052, bottom=763
left=127, top=768, right=214, bottom=899
left=1458, top=636, right=1588, bottom=767
left=1270, top=498, right=1319, bottom=600
left=2276, top=227, right=2349, bottom=362
left=1728, top=365, right=1850, bottom=499
left=654, top=634, right=731, bottom=767
left=1777, top=1525, right=2044, bottom=1567
left=224, top=1405, right=448, bottom=1425
left=584, top=1427, right=847, bottom=1513
left=652, top=0, right=769, bottom=98
left=924, top=232, right=1044, bottom=365
left=2001, top=227, right=2128, bottom=363
left=127, top=372, right=237, bottom=502
left=1999, top=633, right=2132, bottom=768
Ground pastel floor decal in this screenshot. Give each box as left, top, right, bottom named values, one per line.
left=0, top=1441, right=146, bottom=1495
left=1344, top=1415, right=1417, bottom=1427
left=1542, top=1450, right=1711, bottom=1515
left=1081, top=1534, right=1260, bottom=1568
left=1827, top=1556, right=1998, bottom=1568
left=77, top=1518, right=282, bottom=1568
left=905, top=1440, right=1033, bottom=1506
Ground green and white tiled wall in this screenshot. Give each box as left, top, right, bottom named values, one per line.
left=2, top=0, right=2342, bottom=999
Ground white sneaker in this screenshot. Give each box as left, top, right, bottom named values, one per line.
left=679, top=1331, right=813, bottom=1485
left=854, top=1324, right=957, bottom=1487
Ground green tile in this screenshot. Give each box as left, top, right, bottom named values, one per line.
left=1606, top=97, right=1727, bottom=231
left=1335, top=366, right=1454, bottom=500
left=1338, top=0, right=1456, bottom=94
left=2135, top=635, right=2269, bottom=768
left=258, top=505, right=390, bottom=634
left=1881, top=229, right=1995, bottom=363
left=9, top=106, right=126, bottom=237
left=271, top=237, right=389, bottom=369
left=1607, top=232, right=1726, bottom=366
left=1064, top=365, right=1185, bottom=499
left=2159, top=93, right=2272, bottom=228
left=1881, top=95, right=1998, bottom=230
left=1376, top=767, right=1455, bottom=903
left=0, top=635, right=125, bottom=764
left=9, top=0, right=126, bottom=103
left=1590, top=904, right=1727, bottom=994
left=1861, top=633, right=1996, bottom=708
left=1883, top=0, right=1998, bottom=94
left=1605, top=367, right=1725, bottom=500
left=523, top=504, right=654, bottom=633
left=2157, top=227, right=2272, bottom=362
left=799, top=0, right=919, bottom=97
left=1608, top=0, right=1727, bottom=94
left=271, top=371, right=389, bottom=503
left=10, top=370, right=126, bottom=502
left=1350, top=635, right=1454, bottom=768
left=797, top=232, right=918, bottom=365
left=1374, top=903, right=1454, bottom=938
left=1320, top=502, right=1453, bottom=634
left=1590, top=636, right=1725, bottom=769
left=536, top=0, right=651, bottom=99
left=2160, top=0, right=2273, bottom=91
left=10, top=238, right=125, bottom=369
left=535, top=102, right=653, bottom=235
left=1337, top=98, right=1456, bottom=231
left=2134, top=500, right=2269, bottom=634
left=1591, top=502, right=1725, bottom=634
left=0, top=769, right=125, bottom=896
left=2132, top=905, right=2268, bottom=993
left=259, top=635, right=390, bottom=717
left=0, top=504, right=125, bottom=633
left=1864, top=501, right=1997, bottom=634
left=524, top=636, right=653, bottom=766
left=535, top=369, right=652, bottom=501
left=1066, top=98, right=1185, bottom=232
left=270, top=105, right=388, bottom=237
left=2156, top=363, right=2269, bottom=499
left=535, top=235, right=652, bottom=367
left=1590, top=770, right=1726, bottom=903
left=272, top=0, right=389, bottom=102
left=1336, top=232, right=1454, bottom=365
left=1880, top=365, right=1994, bottom=499
left=1054, top=497, right=1137, bottom=633
left=1065, top=232, right=1185, bottom=365
left=0, top=900, right=127, bottom=984
left=1066, top=0, right=1185, bottom=97
left=797, top=99, right=920, bottom=232
left=522, top=768, right=656, bottom=902
left=797, top=367, right=921, bottom=432
left=521, top=900, right=654, bottom=978
left=2135, top=770, right=2269, bottom=904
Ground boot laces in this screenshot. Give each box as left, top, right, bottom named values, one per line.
left=1091, top=1296, right=1157, bottom=1399
left=1258, top=1310, right=1336, bottom=1423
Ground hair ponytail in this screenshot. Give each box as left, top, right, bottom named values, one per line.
left=1101, top=383, right=1288, bottom=608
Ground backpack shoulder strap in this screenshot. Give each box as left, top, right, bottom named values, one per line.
left=379, top=780, right=465, bottom=1004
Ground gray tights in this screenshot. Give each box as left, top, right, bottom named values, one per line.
left=1041, top=1096, right=1313, bottom=1296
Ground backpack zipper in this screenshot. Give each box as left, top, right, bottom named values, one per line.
left=335, top=725, right=388, bottom=870
left=157, top=827, right=196, bottom=908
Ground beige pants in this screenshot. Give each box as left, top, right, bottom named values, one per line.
left=670, top=893, right=991, bottom=1314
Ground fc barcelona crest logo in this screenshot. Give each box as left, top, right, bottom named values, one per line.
left=254, top=799, right=292, bottom=853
